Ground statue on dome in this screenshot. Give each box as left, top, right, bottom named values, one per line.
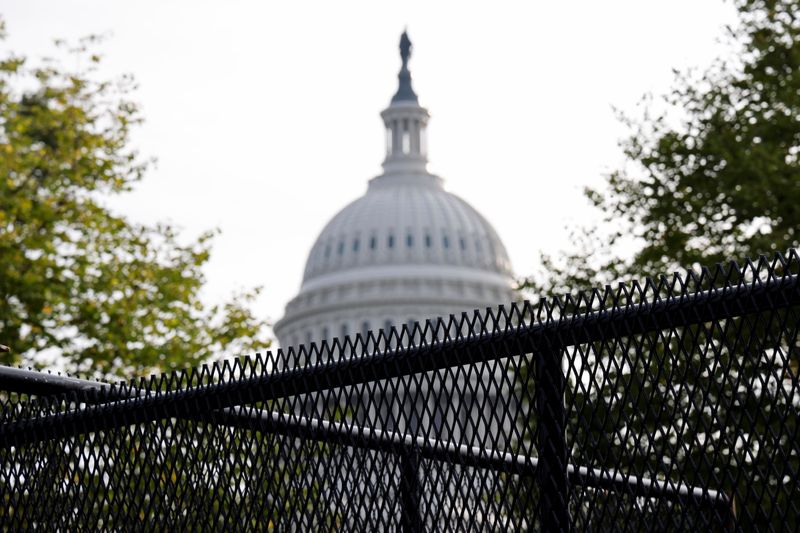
left=400, top=31, right=412, bottom=69
left=391, top=30, right=418, bottom=103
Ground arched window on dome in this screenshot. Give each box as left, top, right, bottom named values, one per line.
left=338, top=241, right=345, bottom=255
left=459, top=237, right=467, bottom=251
left=406, top=233, right=413, bottom=248
left=353, top=238, right=360, bottom=252
left=361, top=321, right=370, bottom=338
left=369, top=236, right=377, bottom=250
left=401, top=119, right=411, bottom=154
left=425, top=234, right=432, bottom=248
left=443, top=235, right=450, bottom=249
left=387, top=234, right=395, bottom=249
left=340, top=323, right=348, bottom=339
left=324, top=244, right=331, bottom=258
left=385, top=126, right=393, bottom=155
left=485, top=236, right=497, bottom=267
left=384, top=319, right=393, bottom=334
left=322, top=327, right=329, bottom=341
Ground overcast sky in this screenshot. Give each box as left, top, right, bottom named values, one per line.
left=4, top=1, right=739, bottom=335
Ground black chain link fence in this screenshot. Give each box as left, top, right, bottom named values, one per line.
left=1, top=251, right=799, bottom=531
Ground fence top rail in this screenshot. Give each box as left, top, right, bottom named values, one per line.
left=1, top=252, right=798, bottom=449
left=0, top=365, right=123, bottom=400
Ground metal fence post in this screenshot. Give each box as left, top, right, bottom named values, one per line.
left=400, top=447, right=422, bottom=532
left=723, top=492, right=737, bottom=532
left=536, top=342, right=570, bottom=532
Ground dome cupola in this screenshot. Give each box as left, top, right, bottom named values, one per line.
left=381, top=31, right=430, bottom=176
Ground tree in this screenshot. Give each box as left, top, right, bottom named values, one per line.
left=519, top=1, right=800, bottom=528
left=0, top=23, right=270, bottom=378
left=525, top=0, right=799, bottom=295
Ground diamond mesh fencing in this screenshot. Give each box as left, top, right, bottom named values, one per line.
left=1, top=251, right=799, bottom=531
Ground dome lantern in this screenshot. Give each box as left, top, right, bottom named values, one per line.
left=381, top=31, right=430, bottom=176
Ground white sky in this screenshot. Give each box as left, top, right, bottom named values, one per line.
left=4, top=1, right=739, bottom=332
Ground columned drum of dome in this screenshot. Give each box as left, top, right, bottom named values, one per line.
left=274, top=31, right=514, bottom=352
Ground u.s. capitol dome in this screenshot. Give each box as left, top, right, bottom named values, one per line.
left=274, top=32, right=514, bottom=349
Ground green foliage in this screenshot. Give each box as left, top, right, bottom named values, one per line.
left=0, top=24, right=270, bottom=377
left=516, top=2, right=800, bottom=528
left=524, top=0, right=800, bottom=295
left=563, top=313, right=799, bottom=529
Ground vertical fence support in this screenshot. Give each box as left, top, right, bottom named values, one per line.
left=723, top=492, right=737, bottom=532
left=536, top=342, right=570, bottom=532
left=400, top=447, right=422, bottom=532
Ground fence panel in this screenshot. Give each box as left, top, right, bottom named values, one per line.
left=1, top=251, right=798, bottom=531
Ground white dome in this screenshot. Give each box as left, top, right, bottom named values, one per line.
left=302, top=173, right=512, bottom=285
left=273, top=32, right=515, bottom=350
left=274, top=171, right=515, bottom=349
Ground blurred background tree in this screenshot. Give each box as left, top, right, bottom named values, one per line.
left=0, top=21, right=270, bottom=378
left=523, top=0, right=799, bottom=295
left=517, top=1, right=799, bottom=528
